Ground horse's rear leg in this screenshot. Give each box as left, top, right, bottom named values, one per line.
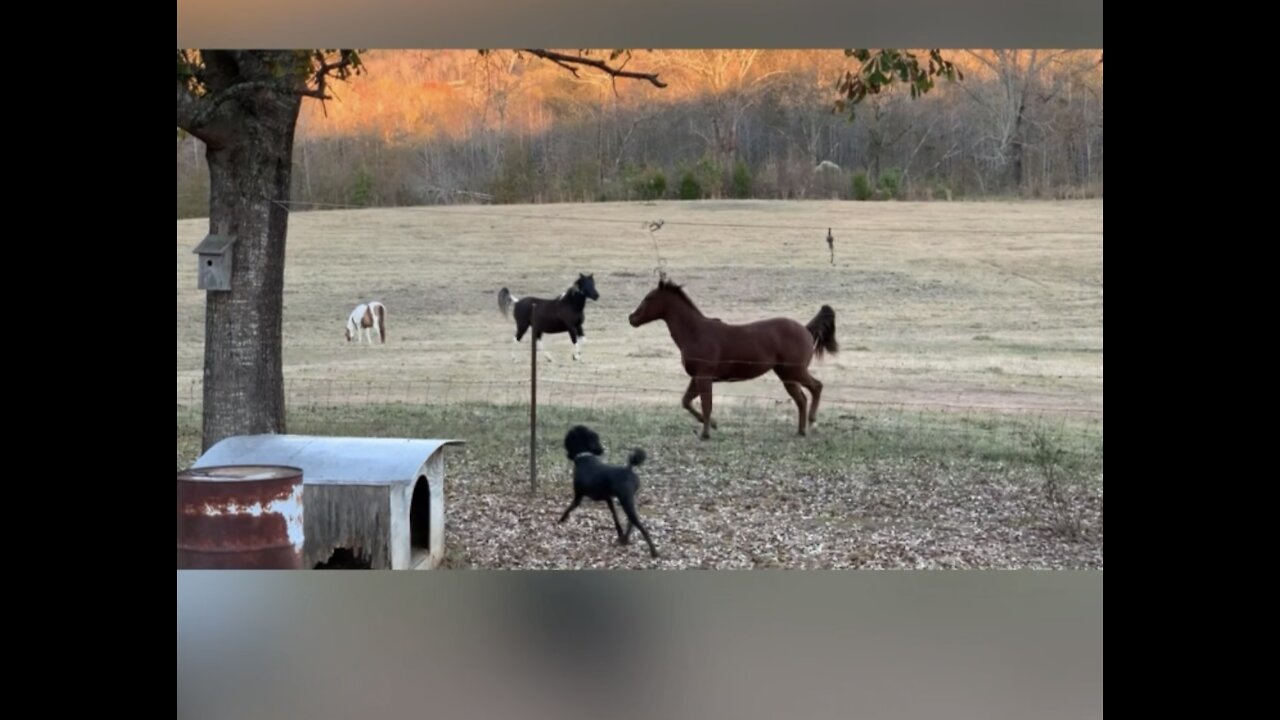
left=512, top=319, right=529, bottom=363
left=798, top=369, right=824, bottom=428
left=776, top=371, right=810, bottom=436
left=696, top=378, right=715, bottom=440
left=681, top=379, right=718, bottom=429
left=536, top=333, right=553, bottom=363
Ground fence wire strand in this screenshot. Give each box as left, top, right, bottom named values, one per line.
left=178, top=375, right=1102, bottom=464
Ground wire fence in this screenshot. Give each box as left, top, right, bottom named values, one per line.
left=178, top=375, right=1103, bottom=465
left=270, top=199, right=1106, bottom=237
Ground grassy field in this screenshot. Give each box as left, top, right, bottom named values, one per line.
left=176, top=199, right=1103, bottom=569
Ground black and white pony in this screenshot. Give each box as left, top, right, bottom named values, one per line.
left=498, top=273, right=599, bottom=362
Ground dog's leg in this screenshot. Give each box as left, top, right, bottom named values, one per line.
left=619, top=496, right=659, bottom=558
left=558, top=493, right=583, bottom=523
left=605, top=498, right=627, bottom=542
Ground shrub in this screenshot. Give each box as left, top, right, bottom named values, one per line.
left=852, top=171, right=872, bottom=201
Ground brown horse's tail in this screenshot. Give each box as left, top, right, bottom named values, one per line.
left=498, top=287, right=516, bottom=319
left=806, top=305, right=839, bottom=359
left=375, top=303, right=386, bottom=343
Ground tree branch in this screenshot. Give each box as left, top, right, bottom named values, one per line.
left=187, top=80, right=319, bottom=130
left=902, top=116, right=939, bottom=182
left=963, top=50, right=1002, bottom=74
left=311, top=49, right=362, bottom=99
left=178, top=50, right=364, bottom=134
left=521, top=49, right=667, bottom=88
left=177, top=78, right=205, bottom=131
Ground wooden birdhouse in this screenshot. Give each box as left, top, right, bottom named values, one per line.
left=193, top=233, right=236, bottom=292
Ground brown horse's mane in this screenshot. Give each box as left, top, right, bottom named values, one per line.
left=657, top=279, right=704, bottom=318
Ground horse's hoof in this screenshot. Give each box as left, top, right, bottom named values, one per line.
left=650, top=550, right=660, bottom=559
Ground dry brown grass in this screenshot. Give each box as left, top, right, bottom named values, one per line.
left=176, top=199, right=1103, bottom=417
left=176, top=199, right=1103, bottom=569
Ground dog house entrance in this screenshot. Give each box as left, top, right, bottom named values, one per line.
left=410, top=474, right=432, bottom=569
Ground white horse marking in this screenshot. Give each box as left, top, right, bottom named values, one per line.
left=345, top=301, right=387, bottom=345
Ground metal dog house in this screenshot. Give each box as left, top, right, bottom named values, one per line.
left=193, top=435, right=464, bottom=569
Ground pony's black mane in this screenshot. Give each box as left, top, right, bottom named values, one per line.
left=560, top=282, right=589, bottom=312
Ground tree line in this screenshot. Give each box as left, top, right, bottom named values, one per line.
left=177, top=49, right=1103, bottom=219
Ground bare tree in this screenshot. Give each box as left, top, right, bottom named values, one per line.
left=177, top=49, right=665, bottom=450
left=672, top=50, right=791, bottom=192
left=176, top=49, right=968, bottom=449
left=959, top=50, right=1076, bottom=190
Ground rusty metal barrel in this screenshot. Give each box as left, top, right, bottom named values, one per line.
left=177, top=465, right=305, bottom=569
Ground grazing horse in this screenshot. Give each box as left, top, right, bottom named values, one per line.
left=627, top=278, right=838, bottom=439
left=345, top=301, right=387, bottom=344
left=498, top=273, right=600, bottom=362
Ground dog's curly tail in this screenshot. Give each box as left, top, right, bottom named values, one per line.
left=627, top=449, right=647, bottom=468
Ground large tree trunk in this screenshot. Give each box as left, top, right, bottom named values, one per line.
left=201, top=96, right=301, bottom=451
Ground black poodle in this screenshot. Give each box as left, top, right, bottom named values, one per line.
left=559, top=425, right=659, bottom=558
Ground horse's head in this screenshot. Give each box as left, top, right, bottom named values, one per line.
left=575, top=273, right=599, bottom=301
left=344, top=314, right=357, bottom=342
left=629, top=278, right=682, bottom=327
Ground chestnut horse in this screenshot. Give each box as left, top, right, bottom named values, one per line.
left=628, top=278, right=838, bottom=439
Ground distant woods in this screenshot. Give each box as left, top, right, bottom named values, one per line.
left=176, top=49, right=1103, bottom=218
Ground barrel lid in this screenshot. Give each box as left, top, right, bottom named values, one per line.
left=177, top=465, right=303, bottom=482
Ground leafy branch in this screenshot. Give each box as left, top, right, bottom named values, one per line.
left=835, top=49, right=963, bottom=119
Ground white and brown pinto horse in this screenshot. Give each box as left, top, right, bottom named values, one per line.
left=345, top=301, right=387, bottom=344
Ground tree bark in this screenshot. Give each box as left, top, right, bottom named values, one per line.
left=1010, top=99, right=1026, bottom=190
left=200, top=93, right=302, bottom=451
